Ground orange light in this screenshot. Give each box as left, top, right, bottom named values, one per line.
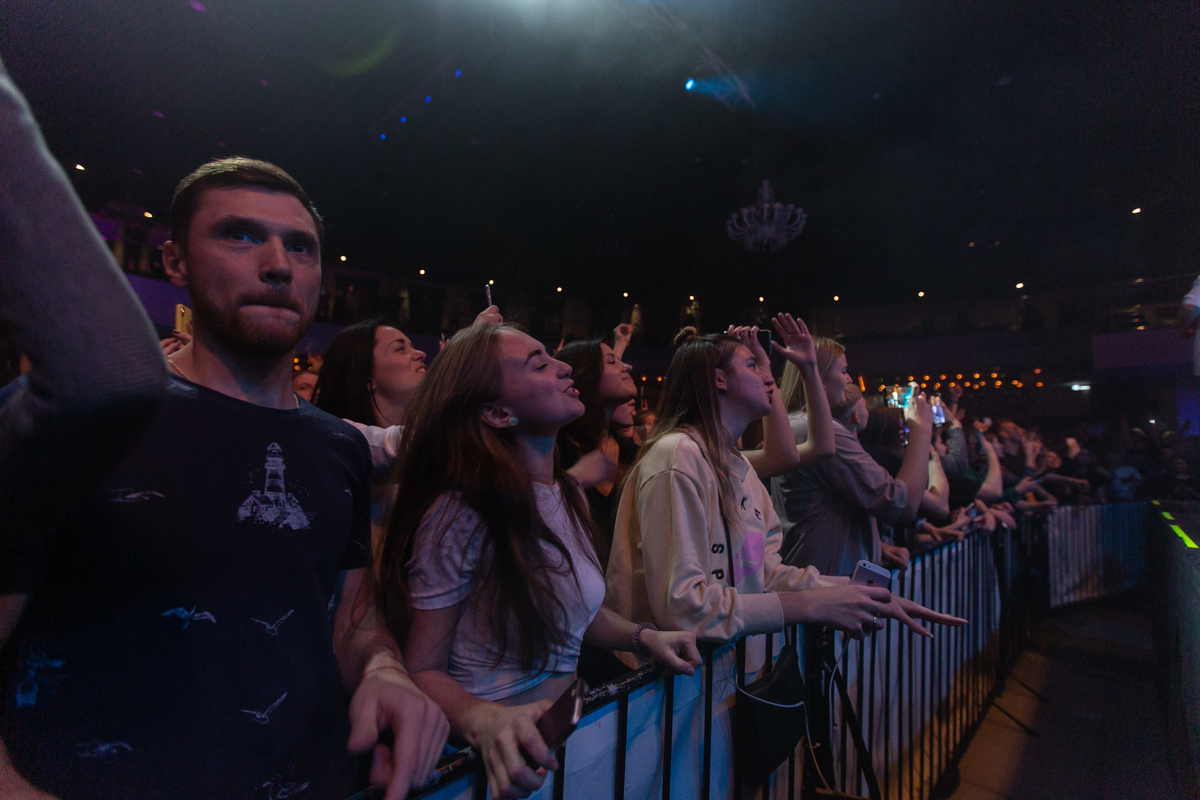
left=419, top=269, right=425, bottom=275
left=991, top=372, right=998, bottom=378
left=833, top=295, right=840, bottom=301
left=918, top=291, right=925, bottom=298
left=1037, top=382, right=1044, bottom=387
left=340, top=255, right=347, bottom=262
left=858, top=376, right=866, bottom=392
left=1034, top=368, right=1041, bottom=374
left=657, top=376, right=663, bottom=382
left=956, top=374, right=963, bottom=380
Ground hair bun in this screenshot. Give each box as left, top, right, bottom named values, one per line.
left=673, top=326, right=700, bottom=346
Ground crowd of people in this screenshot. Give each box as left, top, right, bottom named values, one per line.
left=0, top=57, right=1169, bottom=800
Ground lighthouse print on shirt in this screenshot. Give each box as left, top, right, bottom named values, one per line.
left=238, top=443, right=310, bottom=530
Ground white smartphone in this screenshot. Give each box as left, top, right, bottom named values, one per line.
left=850, top=560, right=892, bottom=588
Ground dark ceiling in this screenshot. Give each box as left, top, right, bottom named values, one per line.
left=2, top=0, right=1197, bottom=328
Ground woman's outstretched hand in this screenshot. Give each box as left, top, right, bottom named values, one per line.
left=770, top=313, right=818, bottom=369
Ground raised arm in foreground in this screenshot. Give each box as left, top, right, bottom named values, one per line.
left=0, top=55, right=167, bottom=537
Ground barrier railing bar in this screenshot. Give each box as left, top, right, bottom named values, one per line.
left=553, top=746, right=566, bottom=800
left=613, top=693, right=627, bottom=800
left=661, top=673, right=674, bottom=800
left=701, top=649, right=713, bottom=800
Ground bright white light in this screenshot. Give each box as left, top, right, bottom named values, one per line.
left=623, top=292, right=628, bottom=298
left=689, top=295, right=695, bottom=301
left=556, top=287, right=562, bottom=292
left=75, top=164, right=85, bottom=170
left=685, top=79, right=695, bottom=91
left=1016, top=282, right=1024, bottom=289
left=340, top=255, right=347, bottom=261
left=758, top=296, right=764, bottom=302
left=834, top=295, right=840, bottom=301
left=1070, top=383, right=1091, bottom=392
left=918, top=291, right=925, bottom=298
left=419, top=269, right=425, bottom=275
left=1132, top=207, right=1142, bottom=214
left=488, top=279, right=494, bottom=285
left=144, top=212, right=153, bottom=218
left=1150, top=419, right=1156, bottom=424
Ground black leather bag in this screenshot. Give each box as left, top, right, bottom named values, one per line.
left=722, top=516, right=807, bottom=787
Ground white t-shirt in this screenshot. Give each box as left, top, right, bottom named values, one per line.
left=1183, top=275, right=1200, bottom=376
left=406, top=482, right=606, bottom=701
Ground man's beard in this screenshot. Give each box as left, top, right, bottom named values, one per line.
left=191, top=291, right=316, bottom=358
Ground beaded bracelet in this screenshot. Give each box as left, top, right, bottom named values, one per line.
left=632, top=622, right=658, bottom=658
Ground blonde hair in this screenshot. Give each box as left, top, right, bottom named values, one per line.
left=779, top=336, right=846, bottom=413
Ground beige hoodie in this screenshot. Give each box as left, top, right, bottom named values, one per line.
left=605, top=430, right=834, bottom=649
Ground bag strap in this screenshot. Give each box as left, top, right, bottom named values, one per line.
left=722, top=513, right=735, bottom=587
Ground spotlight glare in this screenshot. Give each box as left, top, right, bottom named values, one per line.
left=623, top=292, right=629, bottom=298
left=685, top=78, right=695, bottom=91
left=424, top=95, right=431, bottom=103
left=918, top=291, right=925, bottom=297
left=340, top=255, right=347, bottom=262
left=144, top=211, right=153, bottom=218
left=1015, top=282, right=1024, bottom=289
left=689, top=295, right=695, bottom=300
left=455, top=70, right=462, bottom=77
left=758, top=296, right=764, bottom=302
left=488, top=279, right=494, bottom=285
left=557, top=287, right=562, bottom=292
left=833, top=295, right=840, bottom=301
left=1132, top=207, right=1141, bottom=214
left=419, top=269, right=425, bottom=275
left=401, top=116, right=407, bottom=123
left=75, top=164, right=85, bottom=170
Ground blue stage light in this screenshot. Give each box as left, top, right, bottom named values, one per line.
left=380, top=133, right=386, bottom=140
left=685, top=78, right=695, bottom=91
left=425, top=95, right=431, bottom=103
left=400, top=116, right=407, bottom=123
left=455, top=70, right=462, bottom=77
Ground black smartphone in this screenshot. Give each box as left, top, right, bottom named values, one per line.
left=523, top=677, right=584, bottom=767
left=486, top=284, right=493, bottom=307
left=756, top=329, right=771, bottom=354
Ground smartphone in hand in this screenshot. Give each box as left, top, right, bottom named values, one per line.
left=850, top=560, right=892, bottom=588
left=523, top=677, right=585, bottom=767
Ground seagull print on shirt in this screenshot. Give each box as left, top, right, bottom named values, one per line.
left=78, top=740, right=132, bottom=758
left=250, top=609, right=294, bottom=636
left=161, top=607, right=217, bottom=628
left=241, top=692, right=287, bottom=724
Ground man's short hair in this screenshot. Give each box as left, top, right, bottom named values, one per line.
left=169, top=157, right=324, bottom=250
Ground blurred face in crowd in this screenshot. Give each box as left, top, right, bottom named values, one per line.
left=371, top=326, right=426, bottom=406
left=612, top=399, right=636, bottom=428
left=1044, top=450, right=1063, bottom=470
left=842, top=397, right=869, bottom=434
left=291, top=370, right=317, bottom=402
left=824, top=354, right=854, bottom=409
left=491, top=329, right=585, bottom=437
left=717, top=344, right=775, bottom=422
left=164, top=187, right=321, bottom=357
left=597, top=343, right=637, bottom=405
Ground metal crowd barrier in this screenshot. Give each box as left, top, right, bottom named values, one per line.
left=1045, top=501, right=1148, bottom=608
left=353, top=523, right=1034, bottom=800
left=1148, top=501, right=1200, bottom=796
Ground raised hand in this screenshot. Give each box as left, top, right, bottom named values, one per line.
left=769, top=313, right=818, bottom=369
left=473, top=305, right=504, bottom=327
left=726, top=325, right=770, bottom=369
left=612, top=323, right=633, bottom=357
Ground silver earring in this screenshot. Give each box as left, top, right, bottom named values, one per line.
left=506, top=416, right=519, bottom=428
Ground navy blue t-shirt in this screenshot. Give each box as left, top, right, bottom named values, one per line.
left=0, top=376, right=372, bottom=799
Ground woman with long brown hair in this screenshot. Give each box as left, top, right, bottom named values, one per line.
left=376, top=323, right=700, bottom=799
left=606, top=313, right=963, bottom=643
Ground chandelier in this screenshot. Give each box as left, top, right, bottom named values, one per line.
left=726, top=180, right=807, bottom=254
